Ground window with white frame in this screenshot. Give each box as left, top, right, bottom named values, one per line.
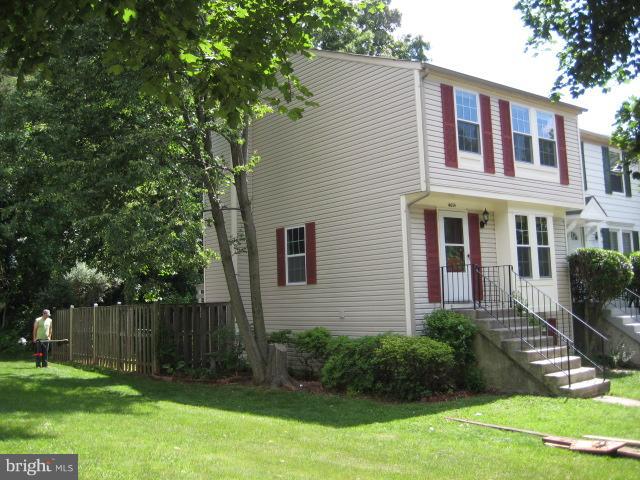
left=609, top=151, right=624, bottom=193
left=286, top=226, right=306, bottom=284
left=515, top=214, right=553, bottom=279
left=455, top=89, right=481, bottom=154
left=511, top=104, right=558, bottom=168
left=515, top=215, right=532, bottom=277
left=536, top=217, right=552, bottom=277
left=622, top=231, right=633, bottom=255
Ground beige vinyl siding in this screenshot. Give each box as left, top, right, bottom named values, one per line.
left=582, top=140, right=640, bottom=230
left=553, top=217, right=573, bottom=337
left=423, top=73, right=584, bottom=208
left=205, top=54, right=422, bottom=336
left=411, top=206, right=497, bottom=333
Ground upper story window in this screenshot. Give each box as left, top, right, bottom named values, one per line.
left=609, top=151, right=624, bottom=193
left=536, top=112, right=557, bottom=167
left=511, top=105, right=558, bottom=168
left=455, top=89, right=481, bottom=154
left=286, top=226, right=306, bottom=284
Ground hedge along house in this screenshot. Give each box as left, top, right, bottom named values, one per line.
left=566, top=130, right=640, bottom=255
left=204, top=51, right=609, bottom=396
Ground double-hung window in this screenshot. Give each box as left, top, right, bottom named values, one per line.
left=511, top=106, right=533, bottom=163
left=286, top=226, right=306, bottom=284
left=536, top=217, right=552, bottom=277
left=515, top=215, right=532, bottom=277
left=511, top=105, right=558, bottom=168
left=536, top=112, right=557, bottom=167
left=609, top=151, right=624, bottom=193
left=515, top=214, right=553, bottom=279
left=455, top=89, right=481, bottom=154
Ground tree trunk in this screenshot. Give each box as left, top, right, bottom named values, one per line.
left=204, top=182, right=267, bottom=383
left=229, top=135, right=268, bottom=360
left=267, top=343, right=295, bottom=389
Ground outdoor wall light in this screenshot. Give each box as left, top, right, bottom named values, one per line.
left=479, top=209, right=490, bottom=229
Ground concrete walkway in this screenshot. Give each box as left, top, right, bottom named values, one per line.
left=593, top=395, right=640, bottom=407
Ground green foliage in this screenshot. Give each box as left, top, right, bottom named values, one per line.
left=268, top=327, right=333, bottom=379
left=158, top=324, right=247, bottom=379
left=314, top=0, right=429, bottom=61
left=423, top=310, right=483, bottom=392
left=0, top=326, right=30, bottom=357
left=612, top=97, right=640, bottom=171
left=629, top=251, right=640, bottom=293
left=569, top=248, right=633, bottom=309
left=516, top=1, right=639, bottom=168
left=516, top=0, right=639, bottom=97
left=321, top=334, right=455, bottom=401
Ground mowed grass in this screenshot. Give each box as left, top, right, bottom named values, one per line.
left=1, top=360, right=639, bottom=479
left=608, top=369, right=640, bottom=400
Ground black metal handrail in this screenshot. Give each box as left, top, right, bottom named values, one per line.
left=474, top=268, right=576, bottom=385
left=439, top=263, right=609, bottom=387
left=608, top=288, right=640, bottom=322
left=508, top=266, right=607, bottom=341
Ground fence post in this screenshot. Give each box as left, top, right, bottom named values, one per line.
left=69, top=305, right=74, bottom=362
left=151, top=303, right=159, bottom=375
left=92, top=303, right=97, bottom=365
left=117, top=304, right=122, bottom=372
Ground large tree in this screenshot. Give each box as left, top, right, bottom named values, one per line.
left=516, top=0, right=640, bottom=161
left=0, top=1, right=352, bottom=385
left=0, top=23, right=209, bottom=327
left=314, top=0, right=429, bottom=61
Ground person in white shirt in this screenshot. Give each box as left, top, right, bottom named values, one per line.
left=32, top=309, right=52, bottom=368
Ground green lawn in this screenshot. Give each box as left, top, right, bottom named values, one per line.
left=1, top=360, right=639, bottom=479
left=608, top=369, right=640, bottom=400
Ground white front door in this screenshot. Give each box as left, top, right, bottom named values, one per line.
left=439, top=211, right=471, bottom=303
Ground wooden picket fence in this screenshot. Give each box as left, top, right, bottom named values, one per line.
left=48, top=303, right=232, bottom=375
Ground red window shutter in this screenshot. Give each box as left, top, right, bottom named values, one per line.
left=276, top=227, right=285, bottom=286
left=305, top=222, right=317, bottom=285
left=467, top=213, right=483, bottom=301
left=479, top=94, right=495, bottom=174
left=499, top=99, right=515, bottom=177
left=440, top=84, right=458, bottom=168
left=555, top=114, right=569, bottom=185
left=424, top=210, right=441, bottom=303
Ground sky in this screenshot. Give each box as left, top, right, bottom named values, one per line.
left=391, top=0, right=639, bottom=136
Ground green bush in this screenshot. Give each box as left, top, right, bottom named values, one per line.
left=629, top=252, right=640, bottom=293
left=372, top=335, right=454, bottom=400
left=569, top=248, right=633, bottom=309
left=321, top=334, right=455, bottom=401
left=423, top=309, right=483, bottom=391
left=268, top=327, right=334, bottom=378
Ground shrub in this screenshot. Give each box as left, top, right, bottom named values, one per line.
left=321, top=334, right=455, bottom=401
left=321, top=336, right=380, bottom=395
left=569, top=248, right=633, bottom=314
left=268, top=327, right=334, bottom=378
left=372, top=335, right=454, bottom=400
left=629, top=252, right=640, bottom=294
left=423, top=309, right=483, bottom=391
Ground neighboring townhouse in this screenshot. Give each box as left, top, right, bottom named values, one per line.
left=566, top=130, right=640, bottom=254
left=204, top=50, right=584, bottom=337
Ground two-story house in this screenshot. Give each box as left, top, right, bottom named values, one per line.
left=204, top=51, right=608, bottom=396
left=566, top=130, right=640, bottom=254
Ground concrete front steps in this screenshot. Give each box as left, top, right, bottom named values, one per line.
left=461, top=309, right=610, bottom=398
left=605, top=308, right=640, bottom=342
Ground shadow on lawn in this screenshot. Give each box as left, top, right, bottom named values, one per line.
left=607, top=370, right=637, bottom=379
left=1, top=361, right=504, bottom=430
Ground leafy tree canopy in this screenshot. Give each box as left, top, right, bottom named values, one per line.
left=314, top=0, right=429, bottom=61
left=516, top=0, right=640, bottom=161
left=516, top=0, right=640, bottom=97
